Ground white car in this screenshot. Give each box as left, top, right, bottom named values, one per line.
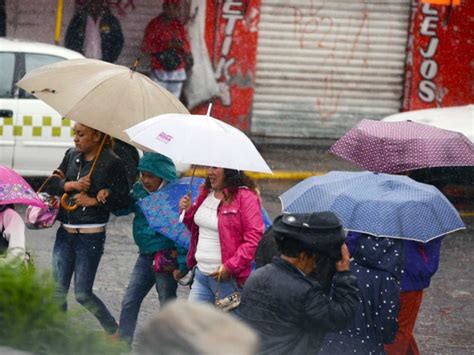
left=0, top=38, right=84, bottom=176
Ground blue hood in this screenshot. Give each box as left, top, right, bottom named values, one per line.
left=347, top=232, right=402, bottom=280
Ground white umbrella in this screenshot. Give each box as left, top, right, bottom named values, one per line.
left=382, top=105, right=474, bottom=142
left=16, top=58, right=189, bottom=146
left=125, top=112, right=272, bottom=174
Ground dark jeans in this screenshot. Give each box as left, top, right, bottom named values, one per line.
left=118, top=253, right=178, bottom=345
left=52, top=227, right=117, bottom=334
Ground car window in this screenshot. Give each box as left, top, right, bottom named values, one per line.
left=0, top=52, right=15, bottom=98
left=21, top=54, right=65, bottom=99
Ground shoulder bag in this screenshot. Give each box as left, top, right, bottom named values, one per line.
left=25, top=170, right=63, bottom=229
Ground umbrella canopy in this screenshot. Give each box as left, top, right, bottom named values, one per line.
left=126, top=113, right=272, bottom=174
left=280, top=171, right=465, bottom=243
left=329, top=119, right=474, bottom=173
left=138, top=177, right=272, bottom=250
left=0, top=166, right=45, bottom=208
left=382, top=105, right=474, bottom=142
left=138, top=177, right=203, bottom=250
left=16, top=58, right=189, bottom=146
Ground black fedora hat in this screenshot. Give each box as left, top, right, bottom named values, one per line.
left=272, top=212, right=345, bottom=260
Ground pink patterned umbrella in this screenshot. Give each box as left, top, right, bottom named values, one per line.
left=330, top=119, right=474, bottom=173
left=0, top=166, right=46, bottom=207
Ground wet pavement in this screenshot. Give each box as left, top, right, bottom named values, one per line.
left=24, top=146, right=473, bottom=354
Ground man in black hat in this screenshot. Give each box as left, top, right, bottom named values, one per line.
left=239, top=212, right=360, bottom=355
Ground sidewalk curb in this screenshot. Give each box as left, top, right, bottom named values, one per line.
left=184, top=169, right=473, bottom=217
left=183, top=168, right=324, bottom=180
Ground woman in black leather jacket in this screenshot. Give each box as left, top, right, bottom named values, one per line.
left=45, top=123, right=129, bottom=334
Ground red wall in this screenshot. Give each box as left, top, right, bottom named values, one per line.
left=191, top=0, right=261, bottom=132
left=403, top=0, right=474, bottom=110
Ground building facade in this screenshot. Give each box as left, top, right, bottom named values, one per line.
left=2, top=0, right=472, bottom=139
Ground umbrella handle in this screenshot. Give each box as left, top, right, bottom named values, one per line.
left=179, top=166, right=197, bottom=223
left=60, top=193, right=79, bottom=211
left=59, top=135, right=108, bottom=212
left=179, top=209, right=186, bottom=223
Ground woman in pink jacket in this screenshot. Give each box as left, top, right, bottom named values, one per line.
left=179, top=167, right=264, bottom=307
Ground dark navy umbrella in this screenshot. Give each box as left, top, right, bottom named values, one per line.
left=139, top=177, right=272, bottom=250
left=280, top=171, right=465, bottom=243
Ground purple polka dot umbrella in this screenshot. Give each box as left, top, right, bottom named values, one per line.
left=0, top=165, right=46, bottom=208
left=329, top=119, right=474, bottom=173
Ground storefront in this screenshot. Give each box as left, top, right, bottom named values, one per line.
left=251, top=0, right=411, bottom=139
left=3, top=0, right=472, bottom=139
left=403, top=0, right=473, bottom=111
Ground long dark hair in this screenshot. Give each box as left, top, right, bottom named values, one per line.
left=204, top=169, right=257, bottom=202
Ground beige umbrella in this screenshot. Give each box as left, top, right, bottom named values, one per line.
left=17, top=58, right=189, bottom=211
left=16, top=58, right=189, bottom=145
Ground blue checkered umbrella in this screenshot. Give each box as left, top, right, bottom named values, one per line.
left=280, top=171, right=465, bottom=243
left=139, top=177, right=272, bottom=250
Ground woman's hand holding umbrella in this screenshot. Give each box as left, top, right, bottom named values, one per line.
left=63, top=176, right=98, bottom=208
left=64, top=176, right=91, bottom=193
left=72, top=192, right=99, bottom=208
left=179, top=195, right=191, bottom=213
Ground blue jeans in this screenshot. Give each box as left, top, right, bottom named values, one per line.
left=118, top=253, right=178, bottom=345
left=52, top=227, right=118, bottom=334
left=189, top=267, right=241, bottom=314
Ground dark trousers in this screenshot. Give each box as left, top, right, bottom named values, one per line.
left=52, top=227, right=118, bottom=334
left=118, top=253, right=178, bottom=345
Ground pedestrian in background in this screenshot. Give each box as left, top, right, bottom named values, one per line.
left=179, top=167, right=264, bottom=308
left=142, top=0, right=193, bottom=98
left=384, top=238, right=444, bottom=355
left=65, top=0, right=124, bottom=63
left=44, top=123, right=129, bottom=335
left=104, top=153, right=188, bottom=346
left=239, top=212, right=359, bottom=355
left=320, top=232, right=402, bottom=354
left=0, top=204, right=26, bottom=268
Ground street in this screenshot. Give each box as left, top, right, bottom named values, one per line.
left=24, top=148, right=474, bottom=354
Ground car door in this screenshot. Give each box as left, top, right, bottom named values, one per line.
left=0, top=51, right=18, bottom=168
left=13, top=53, right=74, bottom=176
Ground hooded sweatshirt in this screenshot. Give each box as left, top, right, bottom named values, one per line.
left=320, top=232, right=403, bottom=355
left=117, top=153, right=187, bottom=271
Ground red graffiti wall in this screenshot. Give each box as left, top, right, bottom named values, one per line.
left=191, top=0, right=261, bottom=131
left=403, top=0, right=474, bottom=110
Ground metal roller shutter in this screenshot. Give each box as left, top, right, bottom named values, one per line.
left=251, top=0, right=411, bottom=138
